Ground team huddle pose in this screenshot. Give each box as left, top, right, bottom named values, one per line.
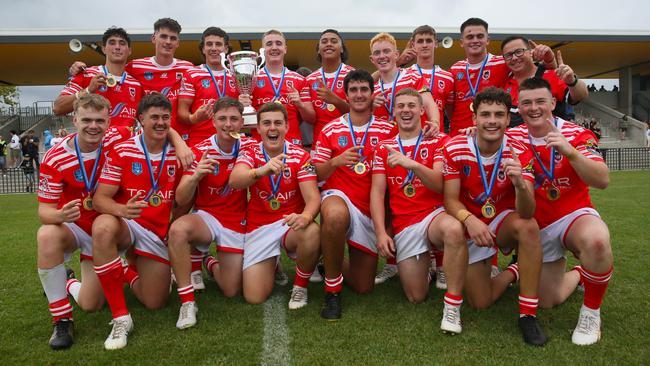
left=37, top=16, right=612, bottom=351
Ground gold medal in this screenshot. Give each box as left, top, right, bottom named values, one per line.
left=274, top=100, right=283, bottom=105
left=82, top=196, right=93, bottom=210
left=481, top=200, right=496, bottom=219
left=149, top=193, right=163, bottom=207
left=269, top=198, right=281, bottom=211
left=354, top=162, right=367, bottom=175
left=106, top=74, right=117, bottom=88
left=229, top=131, right=241, bottom=139
left=547, top=185, right=560, bottom=201
left=327, top=104, right=336, bottom=112
left=403, top=184, right=416, bottom=198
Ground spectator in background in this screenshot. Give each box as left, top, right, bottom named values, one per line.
left=0, top=134, right=7, bottom=175
left=612, top=85, right=619, bottom=92
left=588, top=84, right=597, bottom=92
left=50, top=130, right=64, bottom=147
left=22, top=130, right=40, bottom=171
left=43, top=129, right=54, bottom=152
left=19, top=137, right=35, bottom=191
left=598, top=85, right=606, bottom=92
left=645, top=122, right=650, bottom=147
left=9, top=130, right=21, bottom=168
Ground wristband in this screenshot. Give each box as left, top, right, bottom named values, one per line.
left=567, top=74, right=579, bottom=87
left=455, top=209, right=473, bottom=224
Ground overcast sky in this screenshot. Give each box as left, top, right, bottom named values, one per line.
left=2, top=0, right=638, bottom=106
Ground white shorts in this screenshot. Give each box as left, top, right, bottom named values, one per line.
left=466, top=209, right=514, bottom=265
left=194, top=210, right=245, bottom=254
left=242, top=219, right=296, bottom=270
left=393, top=207, right=444, bottom=263
left=123, top=219, right=170, bottom=265
left=63, top=222, right=92, bottom=262
left=540, top=207, right=600, bottom=263
left=321, top=189, right=377, bottom=256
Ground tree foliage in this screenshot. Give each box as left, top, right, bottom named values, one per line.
left=0, top=86, right=19, bottom=106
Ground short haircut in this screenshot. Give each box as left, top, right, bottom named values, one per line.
left=154, top=18, right=181, bottom=34
left=519, top=77, right=553, bottom=94
left=10, top=130, right=16, bottom=134
left=137, top=92, right=172, bottom=115
left=73, top=93, right=111, bottom=113
left=460, top=17, right=489, bottom=34
left=262, top=29, right=285, bottom=43
left=501, top=36, right=529, bottom=51
left=411, top=25, right=437, bottom=41
left=295, top=67, right=312, bottom=77
left=257, top=102, right=288, bottom=123
left=199, top=27, right=229, bottom=53
left=395, top=88, right=423, bottom=106
left=472, top=86, right=511, bottom=112
left=102, top=27, right=131, bottom=47
left=316, top=29, right=349, bottom=63
left=370, top=32, right=396, bottom=51
left=343, top=69, right=375, bottom=94
left=213, top=96, right=243, bottom=115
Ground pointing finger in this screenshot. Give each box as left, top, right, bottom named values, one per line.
left=556, top=50, right=564, bottom=66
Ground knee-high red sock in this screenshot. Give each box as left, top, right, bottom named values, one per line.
left=433, top=249, right=444, bottom=269
left=575, top=265, right=613, bottom=310
left=94, top=257, right=128, bottom=319
left=293, top=265, right=313, bottom=288
left=190, top=252, right=204, bottom=273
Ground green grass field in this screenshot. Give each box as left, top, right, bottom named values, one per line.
left=1, top=171, right=649, bottom=365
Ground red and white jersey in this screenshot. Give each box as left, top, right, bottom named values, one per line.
left=179, top=65, right=240, bottom=146
left=235, top=141, right=316, bottom=231
left=304, top=64, right=354, bottom=142
left=405, top=65, right=455, bottom=125
left=442, top=134, right=534, bottom=224
left=507, top=119, right=603, bottom=228
left=449, top=54, right=508, bottom=136
left=99, top=136, right=181, bottom=239
left=372, top=132, right=450, bottom=234
left=126, top=57, right=195, bottom=140
left=37, top=127, right=133, bottom=234
left=313, top=115, right=395, bottom=216
left=252, top=67, right=310, bottom=145
left=185, top=136, right=255, bottom=233
left=60, top=66, right=142, bottom=128
left=372, top=69, right=426, bottom=122
left=505, top=70, right=568, bottom=108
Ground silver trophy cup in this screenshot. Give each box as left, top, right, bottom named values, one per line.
left=221, top=49, right=265, bottom=126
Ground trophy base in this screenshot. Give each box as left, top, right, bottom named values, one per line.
left=243, top=106, right=257, bottom=127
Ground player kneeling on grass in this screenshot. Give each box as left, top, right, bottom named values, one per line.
left=442, top=87, right=548, bottom=346
left=508, top=77, right=613, bottom=345
left=37, top=94, right=134, bottom=350
left=229, top=102, right=321, bottom=309
left=92, top=93, right=183, bottom=350
left=168, top=97, right=254, bottom=329
left=370, top=88, right=470, bottom=334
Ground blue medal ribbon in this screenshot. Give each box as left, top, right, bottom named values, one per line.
left=73, top=135, right=103, bottom=194
left=212, top=135, right=240, bottom=174
left=264, top=66, right=286, bottom=102
left=528, top=118, right=556, bottom=183
left=139, top=134, right=169, bottom=201
left=261, top=142, right=287, bottom=200
left=415, top=64, right=436, bottom=93
left=473, top=136, right=504, bottom=204
left=464, top=54, right=489, bottom=97
left=102, top=65, right=127, bottom=85
left=320, top=63, right=343, bottom=91
left=204, top=64, right=227, bottom=98
left=346, top=113, right=374, bottom=164
left=396, top=131, right=423, bottom=187
left=379, top=69, right=401, bottom=117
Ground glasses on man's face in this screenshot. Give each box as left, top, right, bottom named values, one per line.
left=503, top=48, right=528, bottom=61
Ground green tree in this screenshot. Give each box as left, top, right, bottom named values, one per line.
left=0, top=86, right=20, bottom=107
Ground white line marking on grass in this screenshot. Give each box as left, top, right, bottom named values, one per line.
left=260, top=293, right=291, bottom=366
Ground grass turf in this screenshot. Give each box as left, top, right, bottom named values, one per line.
left=0, top=170, right=648, bottom=365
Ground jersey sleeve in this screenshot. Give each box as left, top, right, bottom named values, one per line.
left=433, top=135, right=450, bottom=164
left=573, top=129, right=604, bottom=162
left=235, top=146, right=256, bottom=168
left=99, top=148, right=124, bottom=185
left=103, top=127, right=133, bottom=150
left=299, top=76, right=312, bottom=103
left=442, top=146, right=460, bottom=180
left=371, top=143, right=388, bottom=174
left=297, top=152, right=317, bottom=182
left=312, top=130, right=333, bottom=163
left=37, top=162, right=63, bottom=203
left=179, top=70, right=195, bottom=99
left=60, top=73, right=88, bottom=96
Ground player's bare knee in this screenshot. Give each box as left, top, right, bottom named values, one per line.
left=167, top=223, right=190, bottom=249
left=584, top=236, right=612, bottom=263
left=92, top=215, right=119, bottom=244
left=244, top=289, right=270, bottom=305
left=221, top=285, right=240, bottom=298
left=37, top=226, right=65, bottom=256
left=141, top=296, right=167, bottom=310
left=405, top=288, right=427, bottom=304
left=442, top=222, right=464, bottom=248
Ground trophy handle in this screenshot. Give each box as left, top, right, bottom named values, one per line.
left=257, top=48, right=266, bottom=68
left=220, top=52, right=228, bottom=70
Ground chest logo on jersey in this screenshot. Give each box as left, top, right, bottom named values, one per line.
left=337, top=80, right=344, bottom=89
left=462, top=165, right=471, bottom=176
left=283, top=168, right=292, bottom=179
left=497, top=169, right=506, bottom=182
left=257, top=79, right=265, bottom=88
left=456, top=73, right=464, bottom=81
left=176, top=72, right=183, bottom=80
left=129, top=87, right=136, bottom=98
left=73, top=169, right=84, bottom=182
left=554, top=151, right=563, bottom=163
left=212, top=163, right=220, bottom=175
left=483, top=70, right=491, bottom=80
left=144, top=72, right=154, bottom=80
left=438, top=80, right=445, bottom=90
left=370, top=136, right=379, bottom=146
left=202, top=79, right=211, bottom=88
left=338, top=136, right=348, bottom=147
left=312, top=82, right=320, bottom=90
left=132, top=162, right=143, bottom=175
left=167, top=165, right=175, bottom=177
left=420, top=148, right=429, bottom=159
left=161, top=73, right=168, bottom=79
left=286, top=80, right=294, bottom=89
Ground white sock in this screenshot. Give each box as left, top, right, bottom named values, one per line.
left=38, top=263, right=67, bottom=303
left=67, top=279, right=81, bottom=302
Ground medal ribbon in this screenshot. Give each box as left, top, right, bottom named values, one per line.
left=261, top=142, right=287, bottom=200
left=73, top=134, right=103, bottom=194
left=264, top=66, right=286, bottom=102
left=528, top=118, right=557, bottom=183
left=346, top=113, right=374, bottom=163
left=464, top=54, right=489, bottom=97
left=204, top=64, right=227, bottom=98
left=212, top=135, right=240, bottom=173
left=379, top=69, right=401, bottom=117
left=396, top=131, right=423, bottom=187
left=320, top=63, right=343, bottom=92
left=415, top=64, right=436, bottom=94
left=139, top=134, right=169, bottom=201
left=473, top=136, right=504, bottom=204
left=102, top=65, right=127, bottom=85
